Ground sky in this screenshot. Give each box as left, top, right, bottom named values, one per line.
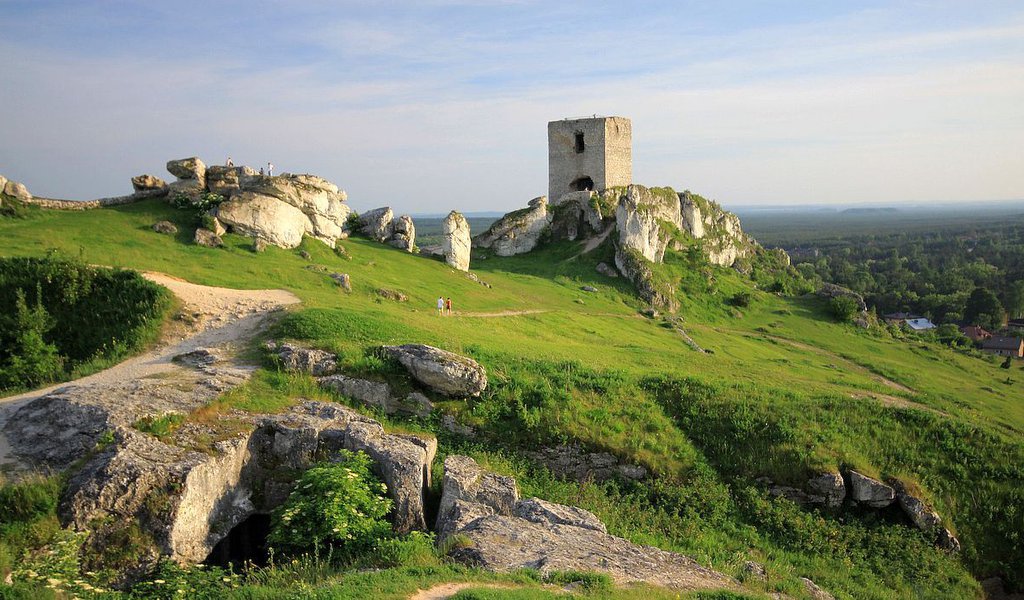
left=0, top=1, right=1022, bottom=215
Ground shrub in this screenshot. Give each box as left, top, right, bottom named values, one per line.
left=828, top=296, right=860, bottom=322
left=268, top=451, right=393, bottom=559
left=728, top=291, right=752, bottom=307
left=373, top=531, right=440, bottom=568
left=171, top=191, right=224, bottom=221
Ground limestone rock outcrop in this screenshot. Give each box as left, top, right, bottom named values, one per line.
left=358, top=207, right=416, bottom=252
left=442, top=211, right=471, bottom=271
left=807, top=472, right=846, bottom=508
left=382, top=344, right=487, bottom=397
left=891, top=481, right=960, bottom=552
left=390, top=215, right=416, bottom=251
left=132, top=174, right=167, bottom=193
left=526, top=444, right=647, bottom=482
left=437, top=456, right=736, bottom=592
left=59, top=402, right=435, bottom=573
left=2, top=177, right=32, bottom=202
left=615, top=185, right=682, bottom=264
left=816, top=283, right=868, bottom=313
left=193, top=228, right=223, bottom=248
left=849, top=471, right=895, bottom=508
left=473, top=196, right=552, bottom=256
left=360, top=207, right=394, bottom=241
left=215, top=192, right=309, bottom=248
left=550, top=191, right=613, bottom=241
left=152, top=221, right=178, bottom=235
left=270, top=341, right=337, bottom=376
left=166, top=157, right=207, bottom=184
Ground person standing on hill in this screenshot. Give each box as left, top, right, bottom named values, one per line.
left=267, top=162, right=274, bottom=176
left=226, top=156, right=234, bottom=167
left=445, top=297, right=453, bottom=316
left=437, top=296, right=444, bottom=316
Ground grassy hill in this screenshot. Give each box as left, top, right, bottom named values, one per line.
left=1, top=198, right=1022, bottom=599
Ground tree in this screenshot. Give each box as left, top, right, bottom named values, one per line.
left=1006, top=280, right=1024, bottom=319
left=0, top=287, right=64, bottom=388
left=965, top=287, right=1005, bottom=331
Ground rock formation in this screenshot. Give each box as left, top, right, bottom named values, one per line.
left=442, top=211, right=471, bottom=271
left=59, top=401, right=435, bottom=573
left=132, top=174, right=167, bottom=193
left=382, top=344, right=487, bottom=397
left=473, top=196, right=552, bottom=256
left=1, top=175, right=33, bottom=202
left=816, top=283, right=869, bottom=313
left=436, top=455, right=737, bottom=592
left=357, top=207, right=416, bottom=252
left=849, top=470, right=895, bottom=508
left=525, top=444, right=647, bottom=482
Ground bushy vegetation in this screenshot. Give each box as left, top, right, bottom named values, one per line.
left=268, top=451, right=393, bottom=559
left=0, top=254, right=173, bottom=390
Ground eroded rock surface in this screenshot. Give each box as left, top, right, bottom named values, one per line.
left=473, top=196, right=551, bottom=256
left=442, top=211, right=472, bottom=271
left=60, top=401, right=435, bottom=574
left=849, top=471, right=895, bottom=508
left=526, top=444, right=647, bottom=482
left=382, top=344, right=487, bottom=397
left=437, top=456, right=736, bottom=592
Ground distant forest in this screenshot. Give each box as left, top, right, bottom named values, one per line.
left=743, top=206, right=1024, bottom=329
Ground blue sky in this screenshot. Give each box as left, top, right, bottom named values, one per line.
left=1, top=1, right=1021, bottom=214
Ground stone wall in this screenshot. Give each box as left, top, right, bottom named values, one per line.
left=548, top=116, right=632, bottom=201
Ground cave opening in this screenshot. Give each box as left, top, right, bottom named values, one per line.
left=204, top=513, right=272, bottom=569
left=570, top=176, right=594, bottom=192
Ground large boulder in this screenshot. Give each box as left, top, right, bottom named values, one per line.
left=271, top=342, right=337, bottom=376
left=215, top=192, right=310, bottom=249
left=241, top=173, right=351, bottom=246
left=193, top=228, right=223, bottom=248
left=166, top=157, right=207, bottom=184
left=3, top=179, right=32, bottom=201
left=205, top=165, right=242, bottom=196
left=390, top=214, right=416, bottom=252
left=438, top=456, right=736, bottom=592
left=442, top=211, right=471, bottom=271
left=132, top=174, right=167, bottom=193
left=807, top=472, right=846, bottom=508
left=849, top=470, right=895, bottom=508
left=382, top=344, right=487, bottom=397
left=473, top=196, right=552, bottom=256
left=360, top=207, right=394, bottom=241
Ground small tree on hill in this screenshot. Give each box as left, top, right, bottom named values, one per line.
left=0, top=286, right=64, bottom=388
left=829, top=296, right=860, bottom=323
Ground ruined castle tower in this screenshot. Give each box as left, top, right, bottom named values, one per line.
left=548, top=116, right=632, bottom=201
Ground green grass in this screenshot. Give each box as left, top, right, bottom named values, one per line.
left=1, top=200, right=1022, bottom=598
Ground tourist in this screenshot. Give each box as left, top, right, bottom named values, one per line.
left=437, top=296, right=444, bottom=316
left=259, top=167, right=265, bottom=176
left=267, top=162, right=274, bottom=176
left=226, top=156, right=234, bottom=167
left=446, top=297, right=453, bottom=316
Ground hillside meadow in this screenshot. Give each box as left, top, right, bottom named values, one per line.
left=1, top=198, right=1022, bottom=599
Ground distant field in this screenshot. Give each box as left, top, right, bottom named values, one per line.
left=414, top=216, right=500, bottom=247
left=737, top=203, right=1024, bottom=246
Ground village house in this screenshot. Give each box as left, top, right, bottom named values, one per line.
left=981, top=336, right=1024, bottom=358
left=959, top=325, right=992, bottom=343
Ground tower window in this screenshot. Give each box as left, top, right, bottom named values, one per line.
left=574, top=131, right=585, bottom=153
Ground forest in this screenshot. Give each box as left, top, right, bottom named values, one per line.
left=743, top=205, right=1024, bottom=330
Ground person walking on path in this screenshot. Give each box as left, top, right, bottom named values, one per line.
left=437, top=296, right=444, bottom=316
left=267, top=162, right=274, bottom=176
left=445, top=297, right=453, bottom=316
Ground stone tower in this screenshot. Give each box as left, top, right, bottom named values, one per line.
left=548, top=116, right=632, bottom=202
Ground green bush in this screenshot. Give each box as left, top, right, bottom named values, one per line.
left=828, top=296, right=860, bottom=322
left=0, top=254, right=172, bottom=390
left=268, top=451, right=393, bottom=559
left=171, top=191, right=224, bottom=222
left=373, top=531, right=441, bottom=568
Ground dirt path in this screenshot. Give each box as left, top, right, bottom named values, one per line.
left=0, top=272, right=300, bottom=474
left=408, top=583, right=518, bottom=600
left=457, top=309, right=551, bottom=318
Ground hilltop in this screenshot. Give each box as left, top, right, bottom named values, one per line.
left=0, top=166, right=1022, bottom=599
